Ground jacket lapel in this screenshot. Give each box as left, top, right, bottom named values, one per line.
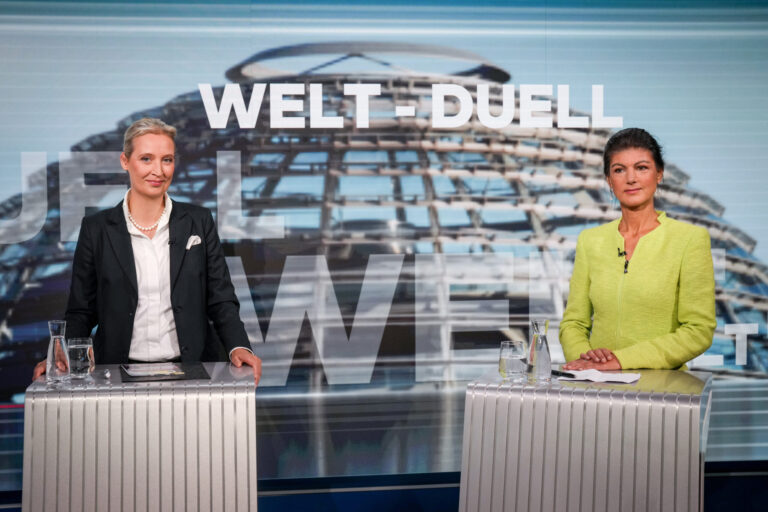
left=169, top=206, right=192, bottom=292
left=105, top=202, right=138, bottom=294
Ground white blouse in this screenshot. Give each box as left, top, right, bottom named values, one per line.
left=122, top=190, right=180, bottom=361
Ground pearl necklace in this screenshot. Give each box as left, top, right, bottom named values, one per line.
left=127, top=201, right=169, bottom=232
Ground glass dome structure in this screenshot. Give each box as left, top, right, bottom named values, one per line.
left=1, top=42, right=766, bottom=396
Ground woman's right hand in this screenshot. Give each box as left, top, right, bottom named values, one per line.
left=32, top=359, right=47, bottom=380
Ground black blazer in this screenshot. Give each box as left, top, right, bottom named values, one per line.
left=65, top=200, right=250, bottom=364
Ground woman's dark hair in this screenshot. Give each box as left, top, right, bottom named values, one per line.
left=602, top=128, right=664, bottom=177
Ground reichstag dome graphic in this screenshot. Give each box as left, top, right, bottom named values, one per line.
left=1, top=42, right=766, bottom=396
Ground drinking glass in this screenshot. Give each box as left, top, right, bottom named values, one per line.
left=46, top=320, right=70, bottom=383
left=67, top=337, right=94, bottom=379
left=499, top=340, right=526, bottom=382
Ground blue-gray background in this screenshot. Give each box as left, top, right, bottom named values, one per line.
left=2, top=0, right=766, bottom=259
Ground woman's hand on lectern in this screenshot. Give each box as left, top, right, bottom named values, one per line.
left=230, top=348, right=262, bottom=386
left=32, top=356, right=69, bottom=381
left=32, top=359, right=47, bottom=380
left=563, top=348, right=622, bottom=371
left=581, top=348, right=616, bottom=364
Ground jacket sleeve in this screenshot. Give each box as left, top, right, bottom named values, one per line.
left=202, top=210, right=251, bottom=354
left=64, top=218, right=99, bottom=338
left=613, top=227, right=716, bottom=369
left=559, top=233, right=594, bottom=362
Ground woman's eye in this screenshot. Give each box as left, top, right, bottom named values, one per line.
left=141, top=156, right=150, bottom=162
left=163, top=158, right=174, bottom=164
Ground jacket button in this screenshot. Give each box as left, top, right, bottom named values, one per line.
left=128, top=312, right=133, bottom=317
left=180, top=347, right=188, bottom=354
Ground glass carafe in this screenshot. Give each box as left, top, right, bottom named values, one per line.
left=46, top=320, right=70, bottom=383
left=528, top=320, right=551, bottom=382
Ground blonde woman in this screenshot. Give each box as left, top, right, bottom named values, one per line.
left=33, top=118, right=261, bottom=383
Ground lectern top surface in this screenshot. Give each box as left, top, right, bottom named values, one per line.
left=25, top=362, right=255, bottom=395
left=472, top=369, right=711, bottom=398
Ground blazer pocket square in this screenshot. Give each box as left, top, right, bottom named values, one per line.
left=185, top=235, right=202, bottom=250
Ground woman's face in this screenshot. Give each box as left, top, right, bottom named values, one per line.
left=606, top=147, right=662, bottom=210
left=120, top=133, right=175, bottom=201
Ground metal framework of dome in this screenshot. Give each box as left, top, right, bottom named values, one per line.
left=0, top=42, right=766, bottom=394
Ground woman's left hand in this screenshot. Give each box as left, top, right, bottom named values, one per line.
left=230, top=348, right=262, bottom=386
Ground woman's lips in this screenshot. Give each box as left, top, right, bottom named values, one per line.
left=147, top=180, right=164, bottom=187
left=625, top=188, right=641, bottom=194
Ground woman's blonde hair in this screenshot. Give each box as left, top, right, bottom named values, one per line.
left=122, top=118, right=177, bottom=158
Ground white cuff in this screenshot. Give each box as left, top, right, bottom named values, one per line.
left=228, top=346, right=253, bottom=361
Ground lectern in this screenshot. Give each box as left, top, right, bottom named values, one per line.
left=22, top=362, right=257, bottom=511
left=459, top=370, right=712, bottom=512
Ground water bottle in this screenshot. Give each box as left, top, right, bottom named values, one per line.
left=528, top=321, right=552, bottom=382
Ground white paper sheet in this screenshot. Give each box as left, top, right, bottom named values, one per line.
left=121, top=362, right=184, bottom=377
left=558, top=369, right=641, bottom=384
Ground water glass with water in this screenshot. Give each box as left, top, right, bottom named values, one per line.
left=46, top=320, right=70, bottom=383
left=68, top=337, right=94, bottom=379
left=499, top=340, right=526, bottom=382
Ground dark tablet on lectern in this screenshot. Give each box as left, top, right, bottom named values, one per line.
left=119, top=362, right=210, bottom=382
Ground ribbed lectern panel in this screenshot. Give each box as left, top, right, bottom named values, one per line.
left=22, top=366, right=257, bottom=512
left=459, top=372, right=710, bottom=512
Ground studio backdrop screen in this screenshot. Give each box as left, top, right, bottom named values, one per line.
left=1, top=0, right=767, bottom=400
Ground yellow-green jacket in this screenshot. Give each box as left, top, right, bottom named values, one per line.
left=559, top=211, right=716, bottom=369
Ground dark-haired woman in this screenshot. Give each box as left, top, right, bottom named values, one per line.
left=560, top=128, right=715, bottom=371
